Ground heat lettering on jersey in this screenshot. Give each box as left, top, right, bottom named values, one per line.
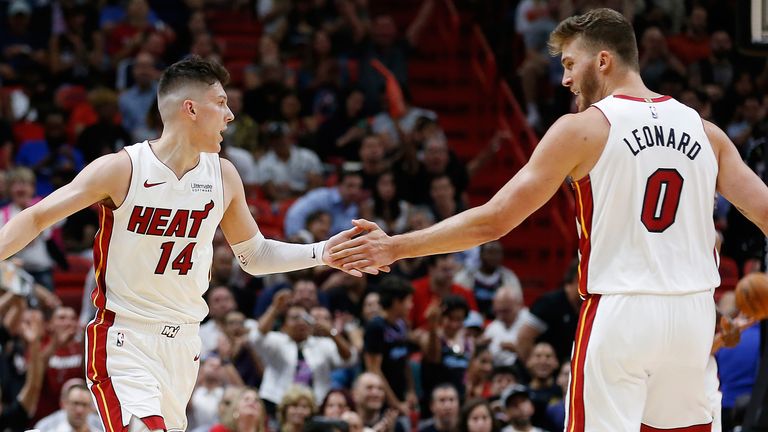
left=623, top=125, right=702, bottom=161
left=127, top=200, right=214, bottom=238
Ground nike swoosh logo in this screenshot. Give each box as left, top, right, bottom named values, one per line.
left=194, top=354, right=200, bottom=361
left=312, top=248, right=316, bottom=259
left=144, top=180, right=166, bottom=188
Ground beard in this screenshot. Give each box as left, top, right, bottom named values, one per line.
left=576, top=62, right=600, bottom=112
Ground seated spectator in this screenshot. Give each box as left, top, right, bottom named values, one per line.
left=289, top=210, right=332, bottom=244
left=106, top=0, right=174, bottom=65
left=351, top=372, right=404, bottom=432
left=483, top=287, right=531, bottom=367
left=35, top=306, right=84, bottom=422
left=210, top=386, right=267, bottom=432
left=410, top=254, right=477, bottom=329
left=188, top=355, right=237, bottom=431
left=255, top=122, right=324, bottom=203
left=315, top=88, right=367, bottom=161
left=666, top=6, right=711, bottom=66
left=359, top=171, right=412, bottom=235
left=465, top=344, right=494, bottom=400
left=0, top=168, right=62, bottom=290
left=223, top=86, right=262, bottom=159
left=457, top=398, right=499, bottom=432
left=500, top=385, right=543, bottom=432
left=363, top=276, right=416, bottom=416
left=284, top=167, right=364, bottom=238
left=278, top=385, right=316, bottom=432
left=320, top=388, right=356, bottom=419
left=0, top=303, right=44, bottom=431
left=545, top=361, right=570, bottom=430
left=76, top=88, right=131, bottom=163
left=524, top=342, right=560, bottom=430
left=370, top=88, right=437, bottom=150
left=0, top=0, right=48, bottom=78
left=421, top=296, right=472, bottom=402
left=243, top=62, right=291, bottom=123
left=341, top=410, right=365, bottom=432
left=119, top=51, right=159, bottom=141
left=200, top=286, right=258, bottom=358
left=216, top=310, right=263, bottom=388
left=253, top=291, right=357, bottom=415
left=516, top=262, right=580, bottom=363
left=639, top=27, right=686, bottom=92
left=418, top=383, right=460, bottom=432
left=490, top=366, right=520, bottom=399
left=279, top=92, right=317, bottom=149
left=49, top=4, right=104, bottom=87
left=454, top=241, right=522, bottom=319
left=428, top=175, right=463, bottom=223
left=358, top=135, right=390, bottom=191
left=33, top=379, right=102, bottom=431
left=15, top=109, right=86, bottom=196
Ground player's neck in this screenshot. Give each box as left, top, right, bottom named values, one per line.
left=605, top=71, right=660, bottom=100
left=151, top=131, right=203, bottom=179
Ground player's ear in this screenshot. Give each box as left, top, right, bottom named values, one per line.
left=598, top=50, right=611, bottom=72
left=183, top=100, right=196, bottom=118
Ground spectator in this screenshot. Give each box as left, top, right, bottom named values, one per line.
left=410, top=254, right=477, bottom=330
left=255, top=122, right=324, bottom=203
left=421, top=295, right=472, bottom=402
left=465, top=344, right=494, bottom=400
left=524, top=342, right=560, bottom=430
left=119, top=51, right=159, bottom=141
left=0, top=0, right=48, bottom=79
left=516, top=262, right=580, bottom=363
left=351, top=372, right=403, bottom=432
left=370, top=89, right=437, bottom=150
left=341, top=410, right=365, bottom=432
left=359, top=171, right=412, bottom=235
left=500, top=385, right=543, bottom=432
left=76, top=87, right=131, bottom=163
left=320, top=388, right=356, bottom=418
left=243, top=62, right=291, bottom=123
left=222, top=86, right=262, bottom=159
left=35, top=306, right=84, bottom=422
left=284, top=167, right=363, bottom=238
left=33, top=379, right=102, bottom=431
left=428, top=175, right=463, bottom=223
left=253, top=291, right=357, bottom=415
left=289, top=210, right=332, bottom=244
left=457, top=398, right=499, bottom=432
left=418, top=384, right=460, bottom=432
left=48, top=4, right=105, bottom=87
left=454, top=241, right=522, bottom=319
left=15, top=109, right=86, bottom=196
left=0, top=305, right=44, bottom=430
left=715, top=319, right=761, bottom=431
left=200, top=286, right=258, bottom=358
left=277, top=385, right=316, bottom=432
left=545, top=361, right=570, bottom=430
left=363, top=276, right=416, bottom=416
left=666, top=5, right=710, bottom=66
left=490, top=366, right=519, bottom=399
left=358, top=135, right=389, bottom=191
left=638, top=26, right=686, bottom=92
left=106, top=0, right=174, bottom=64
left=483, top=287, right=531, bottom=367
left=210, top=387, right=267, bottom=432
left=315, top=88, right=367, bottom=161
left=216, top=310, right=263, bottom=388
left=688, top=30, right=737, bottom=92
left=279, top=92, right=317, bottom=149
left=0, top=168, right=62, bottom=290
left=188, top=355, right=234, bottom=431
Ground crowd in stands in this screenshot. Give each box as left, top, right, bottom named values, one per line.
left=0, top=0, right=763, bottom=431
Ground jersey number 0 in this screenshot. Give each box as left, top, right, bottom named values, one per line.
left=641, top=168, right=683, bottom=233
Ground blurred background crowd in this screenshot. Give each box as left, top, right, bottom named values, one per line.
left=0, top=0, right=765, bottom=431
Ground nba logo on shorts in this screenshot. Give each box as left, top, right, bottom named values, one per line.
left=161, top=325, right=180, bottom=338
left=116, top=332, right=124, bottom=347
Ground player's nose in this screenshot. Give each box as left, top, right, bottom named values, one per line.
left=561, top=73, right=572, bottom=88
left=225, top=106, right=234, bottom=123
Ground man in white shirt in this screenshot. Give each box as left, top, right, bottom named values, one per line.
left=33, top=379, right=102, bottom=432
left=483, top=286, right=531, bottom=366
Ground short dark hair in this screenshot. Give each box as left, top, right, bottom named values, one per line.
left=441, top=294, right=469, bottom=318
left=430, top=383, right=458, bottom=403
left=426, top=253, right=453, bottom=268
left=158, top=55, right=230, bottom=97
left=378, top=276, right=414, bottom=309
left=548, top=8, right=639, bottom=71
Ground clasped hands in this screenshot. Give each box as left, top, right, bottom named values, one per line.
left=323, top=219, right=395, bottom=277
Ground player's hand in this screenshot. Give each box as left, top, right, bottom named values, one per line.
left=329, top=219, right=396, bottom=273
left=20, top=309, right=43, bottom=345
left=324, top=224, right=390, bottom=277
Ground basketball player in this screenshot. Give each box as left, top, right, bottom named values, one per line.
left=0, top=57, right=372, bottom=432
left=329, top=8, right=768, bottom=431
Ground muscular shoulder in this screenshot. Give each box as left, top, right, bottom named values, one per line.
left=538, top=108, right=610, bottom=179
left=701, top=119, right=728, bottom=158
left=86, top=150, right=132, bottom=207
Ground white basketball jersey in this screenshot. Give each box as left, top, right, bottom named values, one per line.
left=574, top=95, right=720, bottom=296
left=91, top=141, right=224, bottom=323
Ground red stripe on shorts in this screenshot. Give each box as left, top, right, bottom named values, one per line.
left=641, top=422, right=712, bottom=431
left=142, top=415, right=168, bottom=430
left=566, top=294, right=601, bottom=432
left=86, top=308, right=125, bottom=432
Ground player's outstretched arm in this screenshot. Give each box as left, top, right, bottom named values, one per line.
left=0, top=152, right=129, bottom=260
left=218, top=158, right=378, bottom=277
left=707, top=120, right=768, bottom=235
left=329, top=109, right=607, bottom=270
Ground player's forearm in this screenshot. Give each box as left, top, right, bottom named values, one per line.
left=0, top=207, right=45, bottom=260
left=18, top=340, right=43, bottom=416
left=232, top=232, right=326, bottom=275
left=392, top=205, right=506, bottom=260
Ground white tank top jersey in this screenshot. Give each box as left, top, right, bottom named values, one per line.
left=573, top=95, right=720, bottom=296
left=90, top=141, right=224, bottom=323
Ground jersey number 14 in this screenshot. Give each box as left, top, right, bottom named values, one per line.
left=155, top=242, right=196, bottom=275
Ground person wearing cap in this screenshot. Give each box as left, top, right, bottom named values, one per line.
left=0, top=0, right=47, bottom=75
left=254, top=122, right=323, bottom=203
left=500, top=385, right=543, bottom=432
